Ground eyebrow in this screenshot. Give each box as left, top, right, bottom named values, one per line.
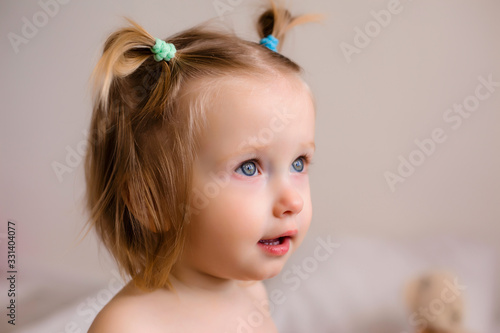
left=219, top=141, right=316, bottom=164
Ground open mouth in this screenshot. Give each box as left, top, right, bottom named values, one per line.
left=258, top=236, right=288, bottom=246
left=257, top=236, right=292, bottom=256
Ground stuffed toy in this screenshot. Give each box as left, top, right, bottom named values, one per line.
left=404, top=270, right=471, bottom=333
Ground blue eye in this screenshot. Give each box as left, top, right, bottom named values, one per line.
left=236, top=156, right=311, bottom=177
left=292, top=157, right=304, bottom=172
left=237, top=161, right=257, bottom=176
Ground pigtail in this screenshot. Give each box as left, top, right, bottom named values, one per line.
left=91, top=17, right=179, bottom=119
left=85, top=18, right=190, bottom=290
left=92, top=18, right=151, bottom=112
left=257, top=0, right=325, bottom=53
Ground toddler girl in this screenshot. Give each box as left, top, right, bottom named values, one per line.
left=84, top=1, right=322, bottom=332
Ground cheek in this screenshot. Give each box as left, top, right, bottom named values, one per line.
left=299, top=195, right=313, bottom=233
left=189, top=183, right=267, bottom=244
left=293, top=174, right=312, bottom=220
left=294, top=178, right=313, bottom=243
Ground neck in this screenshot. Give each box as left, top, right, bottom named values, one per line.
left=169, top=262, right=239, bottom=297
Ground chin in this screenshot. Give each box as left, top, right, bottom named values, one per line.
left=250, top=260, right=288, bottom=281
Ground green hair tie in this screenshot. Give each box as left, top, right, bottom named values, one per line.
left=150, top=38, right=176, bottom=62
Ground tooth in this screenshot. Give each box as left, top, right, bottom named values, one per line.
left=260, top=238, right=280, bottom=246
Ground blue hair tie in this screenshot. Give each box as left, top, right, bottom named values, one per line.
left=150, top=38, right=176, bottom=62
left=259, top=34, right=279, bottom=52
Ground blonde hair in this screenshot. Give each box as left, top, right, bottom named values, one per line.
left=83, top=0, right=324, bottom=291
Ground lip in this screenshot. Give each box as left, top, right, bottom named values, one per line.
left=275, top=229, right=298, bottom=238
left=257, top=236, right=291, bottom=256
left=257, top=229, right=297, bottom=256
left=261, top=229, right=298, bottom=240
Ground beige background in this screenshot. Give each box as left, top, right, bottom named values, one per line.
left=0, top=0, right=499, bottom=331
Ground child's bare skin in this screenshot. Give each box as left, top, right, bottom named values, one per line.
left=89, top=279, right=277, bottom=333
left=88, top=74, right=315, bottom=333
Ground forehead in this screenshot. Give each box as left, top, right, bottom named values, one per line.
left=197, top=74, right=315, bottom=155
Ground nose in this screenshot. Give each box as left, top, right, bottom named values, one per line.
left=272, top=183, right=304, bottom=218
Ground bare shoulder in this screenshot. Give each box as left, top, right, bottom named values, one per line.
left=88, top=282, right=176, bottom=333
left=87, top=297, right=143, bottom=333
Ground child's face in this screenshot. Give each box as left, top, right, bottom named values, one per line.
left=180, top=74, right=315, bottom=282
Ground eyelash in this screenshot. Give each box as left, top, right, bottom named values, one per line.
left=236, top=154, right=313, bottom=175
left=300, top=153, right=313, bottom=166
